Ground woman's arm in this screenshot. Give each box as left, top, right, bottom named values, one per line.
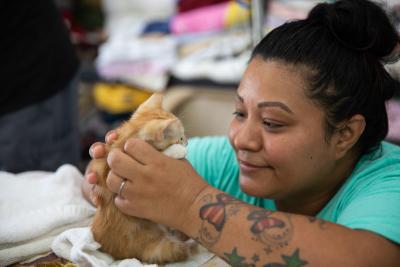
left=182, top=185, right=400, bottom=267
left=101, top=138, right=400, bottom=267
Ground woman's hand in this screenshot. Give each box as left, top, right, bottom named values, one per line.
left=106, top=138, right=209, bottom=233
left=81, top=131, right=118, bottom=206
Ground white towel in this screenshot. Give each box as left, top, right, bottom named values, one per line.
left=52, top=227, right=214, bottom=267
left=0, top=164, right=96, bottom=265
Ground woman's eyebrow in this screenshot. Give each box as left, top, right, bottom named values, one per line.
left=236, top=94, right=244, bottom=103
left=236, top=94, right=292, bottom=114
left=257, top=101, right=293, bottom=114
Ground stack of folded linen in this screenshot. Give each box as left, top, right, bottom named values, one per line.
left=0, top=164, right=95, bottom=266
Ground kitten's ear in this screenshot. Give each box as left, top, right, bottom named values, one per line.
left=140, top=119, right=177, bottom=143
left=135, top=93, right=163, bottom=113
left=154, top=119, right=177, bottom=142
left=162, top=119, right=178, bottom=139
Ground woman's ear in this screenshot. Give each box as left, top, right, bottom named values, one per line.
left=334, top=114, right=366, bottom=159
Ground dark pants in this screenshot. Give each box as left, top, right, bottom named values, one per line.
left=0, top=75, right=80, bottom=173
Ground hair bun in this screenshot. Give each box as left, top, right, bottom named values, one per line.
left=308, top=0, right=399, bottom=59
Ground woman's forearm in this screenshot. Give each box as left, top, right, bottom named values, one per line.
left=181, top=186, right=400, bottom=267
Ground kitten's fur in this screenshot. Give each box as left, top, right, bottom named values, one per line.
left=90, top=93, right=190, bottom=263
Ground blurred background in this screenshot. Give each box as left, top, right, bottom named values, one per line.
left=54, top=0, right=400, bottom=170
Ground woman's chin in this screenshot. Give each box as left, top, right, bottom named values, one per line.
left=239, top=173, right=276, bottom=198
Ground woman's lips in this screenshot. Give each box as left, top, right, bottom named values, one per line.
left=238, top=160, right=270, bottom=172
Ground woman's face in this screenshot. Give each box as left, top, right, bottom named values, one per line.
left=229, top=58, right=340, bottom=200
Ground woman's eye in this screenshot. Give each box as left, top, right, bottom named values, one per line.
left=233, top=111, right=245, bottom=119
left=263, top=120, right=283, bottom=129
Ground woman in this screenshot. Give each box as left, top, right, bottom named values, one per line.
left=83, top=0, right=400, bottom=265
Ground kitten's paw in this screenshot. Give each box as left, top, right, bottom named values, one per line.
left=162, top=144, right=187, bottom=159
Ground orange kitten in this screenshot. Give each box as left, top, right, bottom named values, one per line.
left=90, top=93, right=190, bottom=264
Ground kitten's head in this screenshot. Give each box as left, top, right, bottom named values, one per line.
left=130, top=93, right=187, bottom=150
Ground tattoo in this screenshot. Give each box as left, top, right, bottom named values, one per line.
left=199, top=194, right=242, bottom=231
left=197, top=193, right=243, bottom=247
left=252, top=254, right=260, bottom=263
left=307, top=216, right=327, bottom=230
left=247, top=210, right=293, bottom=253
left=224, top=247, right=256, bottom=267
left=263, top=248, right=308, bottom=267
left=228, top=205, right=241, bottom=216
left=264, top=247, right=273, bottom=254
left=200, top=193, right=213, bottom=203
left=223, top=248, right=308, bottom=267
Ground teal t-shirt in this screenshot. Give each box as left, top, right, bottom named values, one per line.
left=186, top=136, right=400, bottom=244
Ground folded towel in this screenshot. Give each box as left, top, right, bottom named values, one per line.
left=52, top=227, right=214, bottom=267
left=0, top=218, right=92, bottom=266
left=0, top=164, right=95, bottom=265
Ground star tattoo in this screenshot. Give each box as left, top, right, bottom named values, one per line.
left=224, top=247, right=246, bottom=266
left=281, top=248, right=308, bottom=267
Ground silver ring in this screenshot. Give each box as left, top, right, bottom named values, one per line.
left=118, top=179, right=127, bottom=198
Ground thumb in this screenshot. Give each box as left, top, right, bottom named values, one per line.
left=123, top=138, right=165, bottom=165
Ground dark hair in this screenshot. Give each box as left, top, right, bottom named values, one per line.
left=251, top=0, right=400, bottom=155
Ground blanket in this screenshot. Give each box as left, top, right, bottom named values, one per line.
left=51, top=227, right=214, bottom=267
left=0, top=164, right=96, bottom=266
left=0, top=163, right=217, bottom=267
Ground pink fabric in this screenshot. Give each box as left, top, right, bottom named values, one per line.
left=171, top=2, right=229, bottom=34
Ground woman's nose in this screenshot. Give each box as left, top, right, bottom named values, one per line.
left=233, top=120, right=262, bottom=152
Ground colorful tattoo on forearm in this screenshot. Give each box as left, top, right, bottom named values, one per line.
left=247, top=210, right=293, bottom=253
left=197, top=194, right=308, bottom=266
left=197, top=193, right=243, bottom=247
left=224, top=247, right=308, bottom=267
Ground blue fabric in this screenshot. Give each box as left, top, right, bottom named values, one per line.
left=187, top=136, right=400, bottom=244
left=142, top=20, right=171, bottom=34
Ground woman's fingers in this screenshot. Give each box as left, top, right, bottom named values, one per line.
left=86, top=172, right=97, bottom=184
left=89, top=142, right=106, bottom=159
left=87, top=172, right=100, bottom=205
left=89, top=130, right=118, bottom=159
left=123, top=138, right=165, bottom=165
left=106, top=170, right=128, bottom=195
left=84, top=129, right=118, bottom=206
left=90, top=187, right=100, bottom=206
left=114, top=196, right=135, bottom=216
left=107, top=148, right=144, bottom=182
left=105, top=130, right=118, bottom=144
left=82, top=167, right=100, bottom=207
